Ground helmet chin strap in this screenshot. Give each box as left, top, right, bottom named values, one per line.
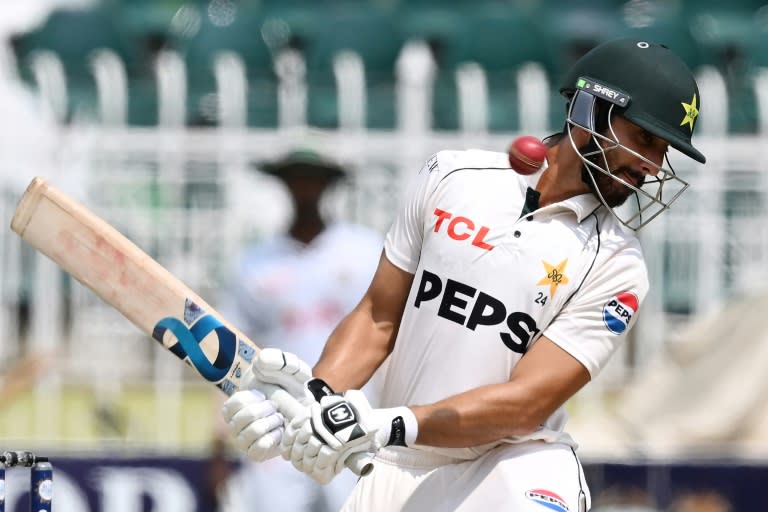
left=565, top=90, right=689, bottom=231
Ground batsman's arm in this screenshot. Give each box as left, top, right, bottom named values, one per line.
left=314, top=250, right=413, bottom=390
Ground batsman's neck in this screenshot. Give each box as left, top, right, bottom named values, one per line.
left=536, top=138, right=592, bottom=207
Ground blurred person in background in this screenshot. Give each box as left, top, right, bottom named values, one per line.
left=202, top=436, right=237, bottom=512
left=215, top=149, right=383, bottom=512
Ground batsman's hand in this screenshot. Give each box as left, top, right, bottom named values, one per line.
left=243, top=347, right=313, bottom=398
left=223, top=348, right=313, bottom=463
left=280, top=379, right=417, bottom=485
left=222, top=389, right=284, bottom=462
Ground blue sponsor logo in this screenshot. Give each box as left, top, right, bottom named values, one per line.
left=152, top=300, right=236, bottom=382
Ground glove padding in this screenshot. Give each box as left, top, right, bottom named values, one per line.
left=223, top=389, right=285, bottom=462
left=223, top=348, right=313, bottom=463
left=242, top=347, right=312, bottom=398
left=280, top=382, right=417, bottom=485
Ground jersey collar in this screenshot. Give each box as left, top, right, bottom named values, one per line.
left=558, top=193, right=603, bottom=223
left=522, top=164, right=603, bottom=224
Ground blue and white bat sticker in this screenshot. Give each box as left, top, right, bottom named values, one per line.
left=152, top=299, right=237, bottom=382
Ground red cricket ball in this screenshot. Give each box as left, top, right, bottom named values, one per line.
left=508, top=136, right=547, bottom=175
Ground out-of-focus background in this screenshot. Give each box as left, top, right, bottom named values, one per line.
left=0, top=0, right=767, bottom=510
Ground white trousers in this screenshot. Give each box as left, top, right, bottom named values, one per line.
left=232, top=457, right=358, bottom=512
left=341, top=442, right=590, bottom=512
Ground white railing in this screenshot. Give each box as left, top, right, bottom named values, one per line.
left=0, top=41, right=765, bottom=453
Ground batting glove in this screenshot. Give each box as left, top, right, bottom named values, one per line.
left=223, top=348, right=313, bottom=463
left=280, top=378, right=418, bottom=485
left=242, top=347, right=313, bottom=399
left=223, top=389, right=285, bottom=462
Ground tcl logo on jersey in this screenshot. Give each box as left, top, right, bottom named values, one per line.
left=603, top=291, right=639, bottom=334
left=414, top=269, right=539, bottom=353
left=433, top=208, right=495, bottom=251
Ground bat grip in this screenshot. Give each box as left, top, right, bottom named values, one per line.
left=257, top=383, right=375, bottom=478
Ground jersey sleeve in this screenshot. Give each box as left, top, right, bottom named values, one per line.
left=384, top=154, right=443, bottom=273
left=543, top=242, right=649, bottom=378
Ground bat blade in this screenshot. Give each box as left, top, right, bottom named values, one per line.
left=11, top=177, right=247, bottom=393
left=10, top=176, right=373, bottom=476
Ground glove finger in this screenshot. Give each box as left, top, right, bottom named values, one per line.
left=295, top=420, right=315, bottom=446
left=252, top=349, right=312, bottom=397
left=299, top=434, right=325, bottom=472
left=222, top=389, right=267, bottom=422
left=292, top=420, right=316, bottom=464
left=280, top=416, right=310, bottom=463
left=310, top=446, right=340, bottom=484
left=228, top=400, right=279, bottom=434
left=247, top=441, right=280, bottom=462
left=312, top=468, right=334, bottom=486
left=281, top=421, right=300, bottom=453
left=304, top=434, right=323, bottom=459
left=246, top=426, right=284, bottom=461
left=234, top=420, right=279, bottom=455
left=315, top=443, right=338, bottom=472
left=280, top=430, right=296, bottom=460
left=291, top=457, right=305, bottom=474
left=232, top=412, right=284, bottom=447
left=243, top=425, right=284, bottom=462
left=254, top=348, right=289, bottom=373
left=281, top=352, right=312, bottom=381
left=279, top=417, right=292, bottom=458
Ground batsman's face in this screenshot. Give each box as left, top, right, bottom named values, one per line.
left=581, top=115, right=670, bottom=207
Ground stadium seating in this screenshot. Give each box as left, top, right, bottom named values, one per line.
left=300, top=6, right=404, bottom=129
left=12, top=6, right=134, bottom=124
left=448, top=6, right=553, bottom=132
left=9, top=0, right=768, bottom=134
left=172, top=5, right=278, bottom=126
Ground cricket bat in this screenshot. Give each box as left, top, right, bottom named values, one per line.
left=10, top=176, right=372, bottom=477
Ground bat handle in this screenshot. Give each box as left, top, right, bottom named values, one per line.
left=257, top=383, right=375, bottom=477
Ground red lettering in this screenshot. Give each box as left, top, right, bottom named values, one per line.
left=448, top=216, right=473, bottom=241
left=433, top=208, right=452, bottom=232
left=432, top=208, right=494, bottom=252
left=472, top=226, right=495, bottom=251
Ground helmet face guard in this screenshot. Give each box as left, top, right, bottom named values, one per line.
left=566, top=89, right=690, bottom=231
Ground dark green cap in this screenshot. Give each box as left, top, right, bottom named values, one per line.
left=560, top=38, right=706, bottom=164
left=258, top=149, right=346, bottom=181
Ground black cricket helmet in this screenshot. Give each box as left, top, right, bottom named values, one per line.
left=559, top=38, right=705, bottom=230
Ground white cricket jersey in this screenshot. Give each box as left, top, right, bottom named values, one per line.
left=222, top=223, right=383, bottom=367
left=382, top=149, right=649, bottom=459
